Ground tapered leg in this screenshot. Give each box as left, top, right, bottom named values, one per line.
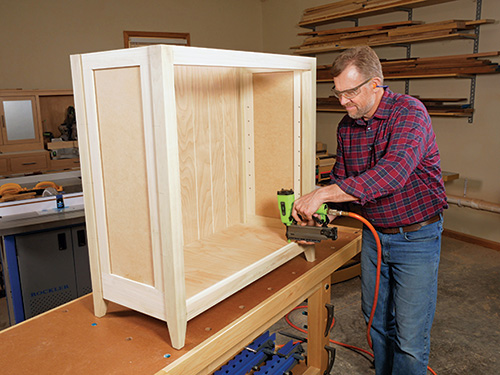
left=303, top=244, right=316, bottom=262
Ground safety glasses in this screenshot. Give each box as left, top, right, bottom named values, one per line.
left=332, top=77, right=373, bottom=100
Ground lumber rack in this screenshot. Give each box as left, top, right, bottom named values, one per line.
left=297, top=0, right=458, bottom=29
left=302, top=0, right=489, bottom=123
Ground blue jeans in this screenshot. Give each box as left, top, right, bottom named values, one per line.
left=361, top=217, right=443, bottom=375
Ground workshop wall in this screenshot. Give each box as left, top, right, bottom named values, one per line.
left=261, top=0, right=500, bottom=244
left=2, top=0, right=499, bottom=243
left=0, top=0, right=264, bottom=90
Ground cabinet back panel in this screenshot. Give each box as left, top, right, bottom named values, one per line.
left=253, top=72, right=294, bottom=219
left=94, top=67, right=155, bottom=286
left=174, top=66, right=241, bottom=246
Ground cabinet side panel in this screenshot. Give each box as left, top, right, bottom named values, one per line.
left=252, top=72, right=294, bottom=218
left=94, top=67, right=154, bottom=285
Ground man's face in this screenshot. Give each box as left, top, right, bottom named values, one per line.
left=333, top=65, right=378, bottom=120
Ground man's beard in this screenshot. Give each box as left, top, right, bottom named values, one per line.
left=346, top=95, right=376, bottom=120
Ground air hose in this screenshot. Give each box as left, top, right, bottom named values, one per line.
left=286, top=209, right=437, bottom=375
left=329, top=210, right=381, bottom=349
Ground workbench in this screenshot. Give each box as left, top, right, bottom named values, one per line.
left=0, top=226, right=361, bottom=375
left=0, top=189, right=86, bottom=325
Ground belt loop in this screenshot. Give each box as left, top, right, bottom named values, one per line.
left=398, top=226, right=404, bottom=234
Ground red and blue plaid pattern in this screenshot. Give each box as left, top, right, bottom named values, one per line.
left=331, top=88, right=447, bottom=228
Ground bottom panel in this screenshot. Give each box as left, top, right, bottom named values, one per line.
left=185, top=217, right=304, bottom=319
left=101, top=217, right=305, bottom=324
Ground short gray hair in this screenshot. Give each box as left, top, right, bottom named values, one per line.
left=331, top=46, right=384, bottom=82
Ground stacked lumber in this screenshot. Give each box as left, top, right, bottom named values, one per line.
left=316, top=143, right=336, bottom=184
left=316, top=141, right=328, bottom=155
left=292, top=19, right=492, bottom=55
left=317, top=52, right=500, bottom=81
left=317, top=96, right=473, bottom=116
left=299, top=0, right=457, bottom=28
left=317, top=96, right=345, bottom=112
left=417, top=97, right=473, bottom=115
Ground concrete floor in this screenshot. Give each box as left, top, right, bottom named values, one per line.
left=1, top=236, right=499, bottom=374
left=270, top=236, right=500, bottom=374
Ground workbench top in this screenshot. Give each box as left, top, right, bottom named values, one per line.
left=0, top=208, right=85, bottom=236
left=0, top=227, right=361, bottom=375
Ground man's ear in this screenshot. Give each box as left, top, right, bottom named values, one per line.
left=372, top=77, right=382, bottom=88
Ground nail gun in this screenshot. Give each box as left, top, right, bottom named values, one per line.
left=277, top=189, right=338, bottom=243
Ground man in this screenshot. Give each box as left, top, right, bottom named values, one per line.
left=292, top=46, right=447, bottom=375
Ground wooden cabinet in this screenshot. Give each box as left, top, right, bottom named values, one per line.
left=0, top=159, right=8, bottom=174
left=0, top=90, right=79, bottom=177
left=8, top=152, right=48, bottom=173
left=0, top=151, right=49, bottom=175
left=0, top=96, right=43, bottom=152
left=48, top=158, right=80, bottom=171
left=70, top=45, right=316, bottom=349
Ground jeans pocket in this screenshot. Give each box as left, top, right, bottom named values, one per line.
left=403, top=224, right=441, bottom=242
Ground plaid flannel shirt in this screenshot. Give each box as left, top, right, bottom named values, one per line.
left=331, top=88, right=447, bottom=228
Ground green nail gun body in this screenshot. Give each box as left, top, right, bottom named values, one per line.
left=277, top=189, right=338, bottom=243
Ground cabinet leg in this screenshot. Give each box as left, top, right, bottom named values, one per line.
left=166, top=315, right=188, bottom=350
left=92, top=293, right=109, bottom=317
left=303, top=245, right=316, bottom=262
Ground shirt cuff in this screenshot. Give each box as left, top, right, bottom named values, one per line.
left=337, top=178, right=377, bottom=205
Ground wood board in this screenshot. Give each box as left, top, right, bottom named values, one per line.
left=298, top=0, right=457, bottom=28
left=293, top=19, right=490, bottom=55
left=317, top=95, right=473, bottom=116
left=317, top=52, right=500, bottom=80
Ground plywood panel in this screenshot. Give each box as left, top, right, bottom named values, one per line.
left=221, top=69, right=241, bottom=226
left=253, top=72, right=294, bottom=218
left=192, top=67, right=214, bottom=239
left=184, top=221, right=288, bottom=298
left=175, top=66, right=241, bottom=244
left=175, top=66, right=199, bottom=245
left=209, top=68, right=229, bottom=234
left=94, top=67, right=154, bottom=286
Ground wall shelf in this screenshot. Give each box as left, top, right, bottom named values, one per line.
left=316, top=106, right=473, bottom=117
left=296, top=0, right=491, bottom=123
left=298, top=0, right=457, bottom=29
left=293, top=19, right=492, bottom=56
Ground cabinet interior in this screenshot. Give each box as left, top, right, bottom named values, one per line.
left=90, top=63, right=302, bottom=316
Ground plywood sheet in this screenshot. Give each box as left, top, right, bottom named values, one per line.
left=253, top=72, right=294, bottom=218
left=94, top=67, right=154, bottom=285
left=183, top=220, right=288, bottom=299
left=175, top=66, right=241, bottom=245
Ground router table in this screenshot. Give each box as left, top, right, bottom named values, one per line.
left=0, top=226, right=361, bottom=375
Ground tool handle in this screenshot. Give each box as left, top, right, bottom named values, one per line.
left=324, top=303, right=335, bottom=337
left=323, top=345, right=336, bottom=375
